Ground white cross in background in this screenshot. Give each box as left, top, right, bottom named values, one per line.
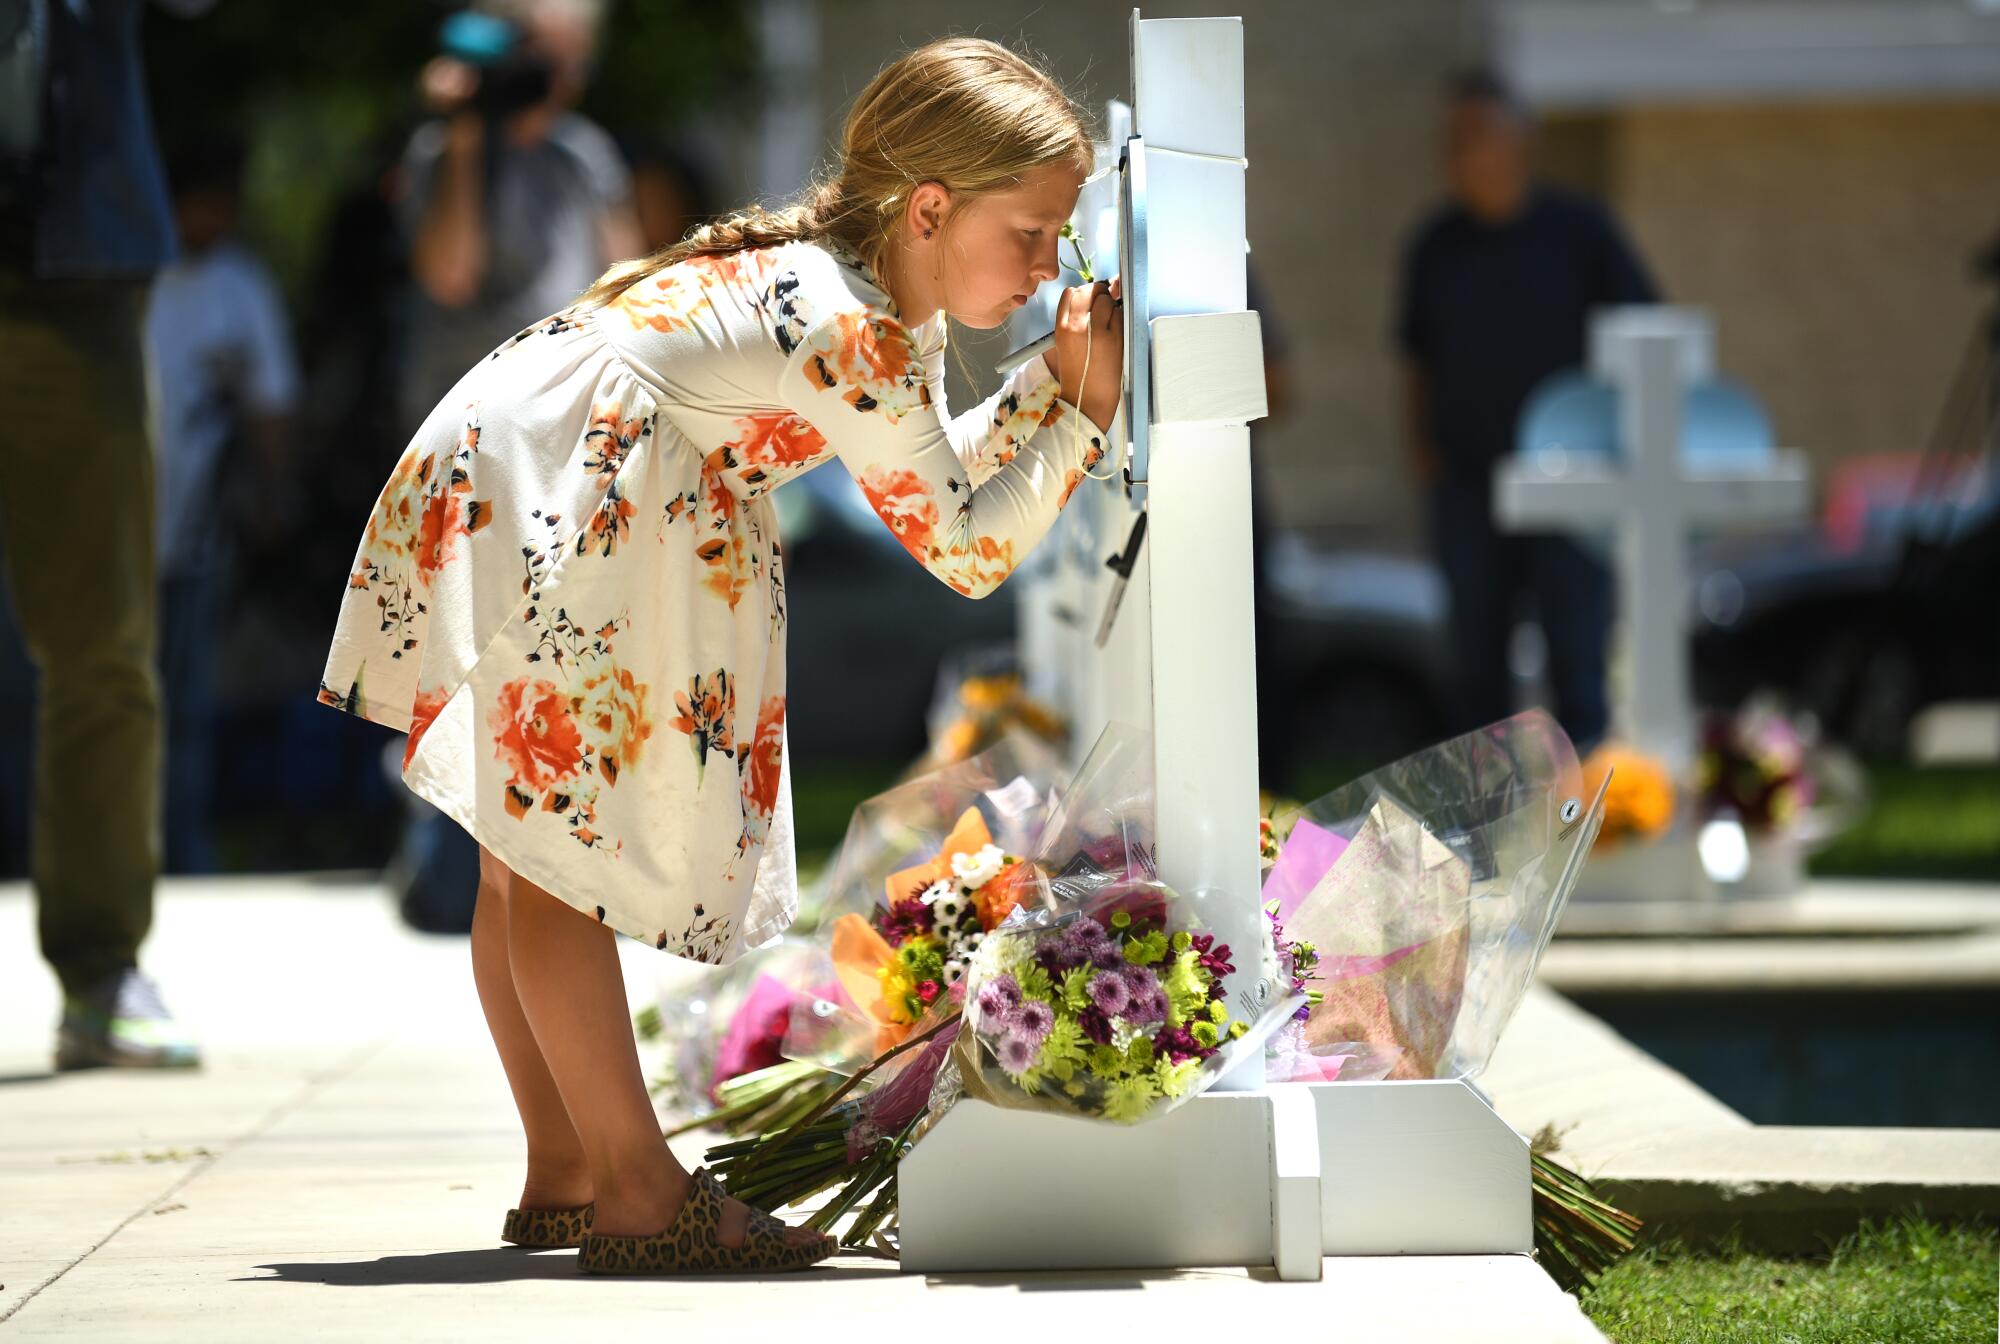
left=1496, top=308, right=1811, bottom=775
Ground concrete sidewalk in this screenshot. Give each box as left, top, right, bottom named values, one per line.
left=0, top=877, right=1604, bottom=1342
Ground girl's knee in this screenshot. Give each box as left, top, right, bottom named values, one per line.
left=476, top=845, right=511, bottom=906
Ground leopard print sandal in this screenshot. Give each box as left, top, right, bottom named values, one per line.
left=576, top=1167, right=836, bottom=1276
left=501, top=1201, right=595, bottom=1248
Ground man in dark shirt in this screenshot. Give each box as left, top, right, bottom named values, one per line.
left=0, top=0, right=212, bottom=1069
left=1395, top=70, right=1658, bottom=751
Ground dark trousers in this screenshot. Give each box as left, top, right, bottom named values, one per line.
left=1428, top=477, right=1612, bottom=752
left=0, top=273, right=161, bottom=999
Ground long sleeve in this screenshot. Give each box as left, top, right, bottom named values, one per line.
left=779, top=305, right=1108, bottom=599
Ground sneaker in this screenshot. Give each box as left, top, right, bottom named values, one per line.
left=55, top=968, right=203, bottom=1071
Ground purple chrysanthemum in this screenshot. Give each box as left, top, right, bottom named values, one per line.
left=1086, top=971, right=1130, bottom=1016
left=1070, top=916, right=1111, bottom=946
left=1124, top=987, right=1168, bottom=1027
left=996, top=1031, right=1040, bottom=1075
left=974, top=973, right=1021, bottom=1021
left=1120, top=964, right=1160, bottom=997
left=1009, top=998, right=1055, bottom=1041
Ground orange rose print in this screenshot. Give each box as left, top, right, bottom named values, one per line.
left=614, top=252, right=766, bottom=336
left=576, top=665, right=652, bottom=787
left=696, top=532, right=754, bottom=608
left=416, top=486, right=490, bottom=583
left=856, top=466, right=939, bottom=562
left=802, top=311, right=933, bottom=422
left=489, top=676, right=585, bottom=800
left=943, top=533, right=1018, bottom=597
left=726, top=410, right=826, bottom=468
left=358, top=447, right=429, bottom=570
left=743, top=695, right=785, bottom=823
left=402, top=685, right=452, bottom=771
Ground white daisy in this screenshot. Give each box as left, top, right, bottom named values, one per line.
left=918, top=878, right=955, bottom=906
left=951, top=843, right=1006, bottom=890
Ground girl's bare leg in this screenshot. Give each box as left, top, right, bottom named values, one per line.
left=470, top=847, right=591, bottom=1210
left=499, top=859, right=831, bottom=1249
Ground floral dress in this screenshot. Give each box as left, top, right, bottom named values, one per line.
left=320, top=240, right=1107, bottom=965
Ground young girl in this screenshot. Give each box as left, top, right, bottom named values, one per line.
left=321, top=37, right=1122, bottom=1275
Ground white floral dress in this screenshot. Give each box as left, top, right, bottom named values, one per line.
left=321, top=240, right=1106, bottom=965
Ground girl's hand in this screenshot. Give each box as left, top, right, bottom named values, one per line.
left=1048, top=274, right=1123, bottom=433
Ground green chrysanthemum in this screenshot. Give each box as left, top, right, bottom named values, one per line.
left=1102, top=1075, right=1158, bottom=1123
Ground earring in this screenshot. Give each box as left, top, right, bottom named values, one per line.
left=923, top=228, right=933, bottom=239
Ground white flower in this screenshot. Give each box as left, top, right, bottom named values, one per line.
left=934, top=893, right=966, bottom=925
left=944, top=959, right=966, bottom=984
left=950, top=843, right=1006, bottom=890
left=918, top=878, right=955, bottom=906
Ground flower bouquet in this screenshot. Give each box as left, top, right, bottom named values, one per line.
left=788, top=729, right=1060, bottom=1078
left=636, top=937, right=850, bottom=1141
left=705, top=724, right=1299, bottom=1255
left=635, top=734, right=1058, bottom=1147
left=1259, top=709, right=1640, bottom=1287
left=1695, top=696, right=1864, bottom=892
left=1263, top=709, right=1605, bottom=1084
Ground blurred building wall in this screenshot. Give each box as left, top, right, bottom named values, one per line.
left=797, top=3, right=1999, bottom=547
left=1586, top=99, right=1999, bottom=475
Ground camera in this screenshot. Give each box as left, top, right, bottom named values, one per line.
left=437, top=10, right=553, bottom=122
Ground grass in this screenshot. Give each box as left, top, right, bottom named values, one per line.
left=1581, top=1217, right=1999, bottom=1344
left=789, top=760, right=906, bottom=861
left=1289, top=758, right=2000, bottom=883
left=1810, top=765, right=2000, bottom=881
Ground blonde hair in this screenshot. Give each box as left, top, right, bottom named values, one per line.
left=578, top=37, right=1091, bottom=309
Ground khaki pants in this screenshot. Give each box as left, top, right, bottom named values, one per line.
left=0, top=272, right=161, bottom=999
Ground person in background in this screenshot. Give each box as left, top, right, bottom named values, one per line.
left=0, top=0, right=214, bottom=1071
left=1395, top=69, right=1658, bottom=752
left=144, top=136, right=302, bottom=874
left=620, top=137, right=714, bottom=255
left=398, top=0, right=644, bottom=428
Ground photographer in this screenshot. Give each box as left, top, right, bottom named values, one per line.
left=398, top=0, right=642, bottom=427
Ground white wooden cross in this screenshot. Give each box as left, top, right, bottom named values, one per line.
left=1496, top=309, right=1810, bottom=778
left=896, top=11, right=1535, bottom=1282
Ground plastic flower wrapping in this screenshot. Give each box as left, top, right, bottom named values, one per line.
left=782, top=730, right=1064, bottom=1079
left=1263, top=709, right=1608, bottom=1084
left=947, top=723, right=1303, bottom=1124
left=638, top=939, right=839, bottom=1116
